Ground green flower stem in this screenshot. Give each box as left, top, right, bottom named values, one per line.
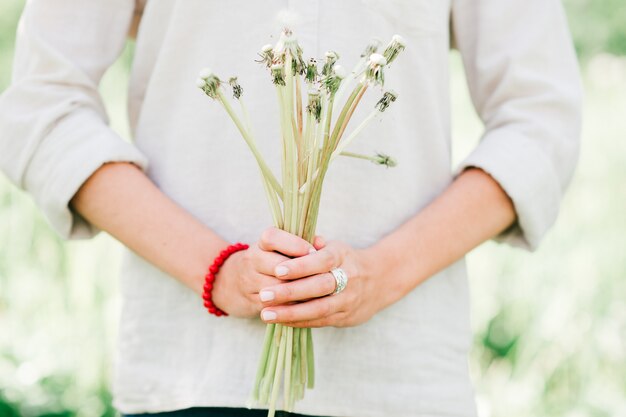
left=321, top=93, right=337, bottom=158
left=260, top=324, right=283, bottom=404
left=252, top=323, right=276, bottom=401
left=296, top=75, right=304, bottom=137
left=285, top=54, right=300, bottom=235
left=299, top=326, right=308, bottom=389
left=290, top=328, right=301, bottom=410
left=302, top=176, right=323, bottom=243
left=275, top=84, right=291, bottom=229
left=331, top=108, right=379, bottom=161
left=297, top=84, right=367, bottom=235
left=216, top=90, right=283, bottom=199
left=278, top=54, right=297, bottom=235
left=282, top=91, right=298, bottom=235
left=261, top=178, right=283, bottom=229
left=338, top=151, right=375, bottom=162
left=239, top=98, right=254, bottom=140
left=314, top=90, right=328, bottom=165
left=300, top=87, right=335, bottom=197
left=301, top=90, right=335, bottom=241
left=306, top=327, right=315, bottom=389
left=330, top=84, right=368, bottom=153
left=275, top=82, right=297, bottom=235
left=298, top=84, right=359, bottom=195
left=334, top=58, right=367, bottom=107
left=268, top=327, right=288, bottom=417
left=284, top=327, right=294, bottom=412
left=297, top=113, right=319, bottom=236
left=300, top=112, right=314, bottom=187
left=338, top=151, right=369, bottom=161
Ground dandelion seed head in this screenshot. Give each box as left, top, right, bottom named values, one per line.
left=322, top=51, right=340, bottom=76
left=383, top=35, right=407, bottom=65
left=333, top=65, right=348, bottom=79
left=228, top=77, right=243, bottom=99
left=392, top=35, right=406, bottom=47
left=325, top=51, right=339, bottom=62
left=305, top=58, right=318, bottom=83
left=271, top=63, right=286, bottom=86
left=365, top=55, right=386, bottom=86
left=199, top=68, right=212, bottom=79
left=306, top=88, right=322, bottom=122
left=196, top=73, right=222, bottom=99
left=369, top=53, right=387, bottom=66
left=322, top=73, right=343, bottom=95
left=376, top=90, right=398, bottom=112
left=361, top=38, right=382, bottom=58
left=261, top=44, right=274, bottom=53
left=275, top=9, right=301, bottom=32
left=374, top=153, right=397, bottom=168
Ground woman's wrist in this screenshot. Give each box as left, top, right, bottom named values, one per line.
left=202, top=242, right=249, bottom=316
left=357, top=244, right=419, bottom=312
left=356, top=168, right=517, bottom=312
left=182, top=230, right=230, bottom=296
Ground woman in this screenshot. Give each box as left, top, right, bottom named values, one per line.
left=0, top=0, right=581, bottom=416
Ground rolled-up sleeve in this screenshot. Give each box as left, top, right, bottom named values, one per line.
left=0, top=0, right=148, bottom=239
left=451, top=0, right=583, bottom=250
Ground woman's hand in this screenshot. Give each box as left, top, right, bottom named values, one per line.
left=258, top=238, right=387, bottom=328
left=212, top=227, right=324, bottom=319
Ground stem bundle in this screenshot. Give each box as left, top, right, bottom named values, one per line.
left=196, top=29, right=405, bottom=416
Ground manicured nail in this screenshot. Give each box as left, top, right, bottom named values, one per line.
left=262, top=310, right=277, bottom=321
left=260, top=290, right=275, bottom=302
left=275, top=265, right=289, bottom=277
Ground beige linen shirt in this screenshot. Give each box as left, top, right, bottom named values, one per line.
left=0, top=1, right=582, bottom=416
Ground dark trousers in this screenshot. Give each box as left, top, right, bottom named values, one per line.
left=122, top=407, right=327, bottom=417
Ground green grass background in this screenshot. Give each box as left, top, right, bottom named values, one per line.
left=1, top=1, right=625, bottom=416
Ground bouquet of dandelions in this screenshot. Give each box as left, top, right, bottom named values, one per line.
left=197, top=29, right=405, bottom=416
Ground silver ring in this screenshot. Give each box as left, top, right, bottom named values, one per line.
left=330, top=267, right=349, bottom=295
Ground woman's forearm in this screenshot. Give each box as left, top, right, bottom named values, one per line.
left=70, top=162, right=228, bottom=295
left=69, top=162, right=514, bottom=310
left=365, top=167, right=517, bottom=307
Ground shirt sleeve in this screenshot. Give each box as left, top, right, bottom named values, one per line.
left=450, top=0, right=583, bottom=250
left=0, top=0, right=148, bottom=239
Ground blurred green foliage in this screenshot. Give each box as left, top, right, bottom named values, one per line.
left=567, top=0, right=626, bottom=58
left=1, top=1, right=625, bottom=417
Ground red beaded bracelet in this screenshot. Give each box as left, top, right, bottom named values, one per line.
left=202, top=242, right=249, bottom=317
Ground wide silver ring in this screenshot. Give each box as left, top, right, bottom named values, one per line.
left=330, top=267, right=349, bottom=295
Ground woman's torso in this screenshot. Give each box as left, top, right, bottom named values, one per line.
left=115, top=2, right=476, bottom=416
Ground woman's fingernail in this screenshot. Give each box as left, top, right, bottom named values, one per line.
left=260, top=290, right=275, bottom=302
left=262, top=310, right=277, bottom=321
left=275, top=265, right=289, bottom=277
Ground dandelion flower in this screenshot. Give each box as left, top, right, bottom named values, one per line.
left=369, top=53, right=387, bottom=67
left=199, top=67, right=212, bottom=79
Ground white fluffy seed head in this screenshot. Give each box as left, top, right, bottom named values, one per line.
left=195, top=78, right=206, bottom=88
left=392, top=34, right=406, bottom=47
left=199, top=68, right=212, bottom=79
left=333, top=65, right=348, bottom=79
left=275, top=9, right=301, bottom=31
left=369, top=53, right=387, bottom=66
left=261, top=44, right=274, bottom=53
